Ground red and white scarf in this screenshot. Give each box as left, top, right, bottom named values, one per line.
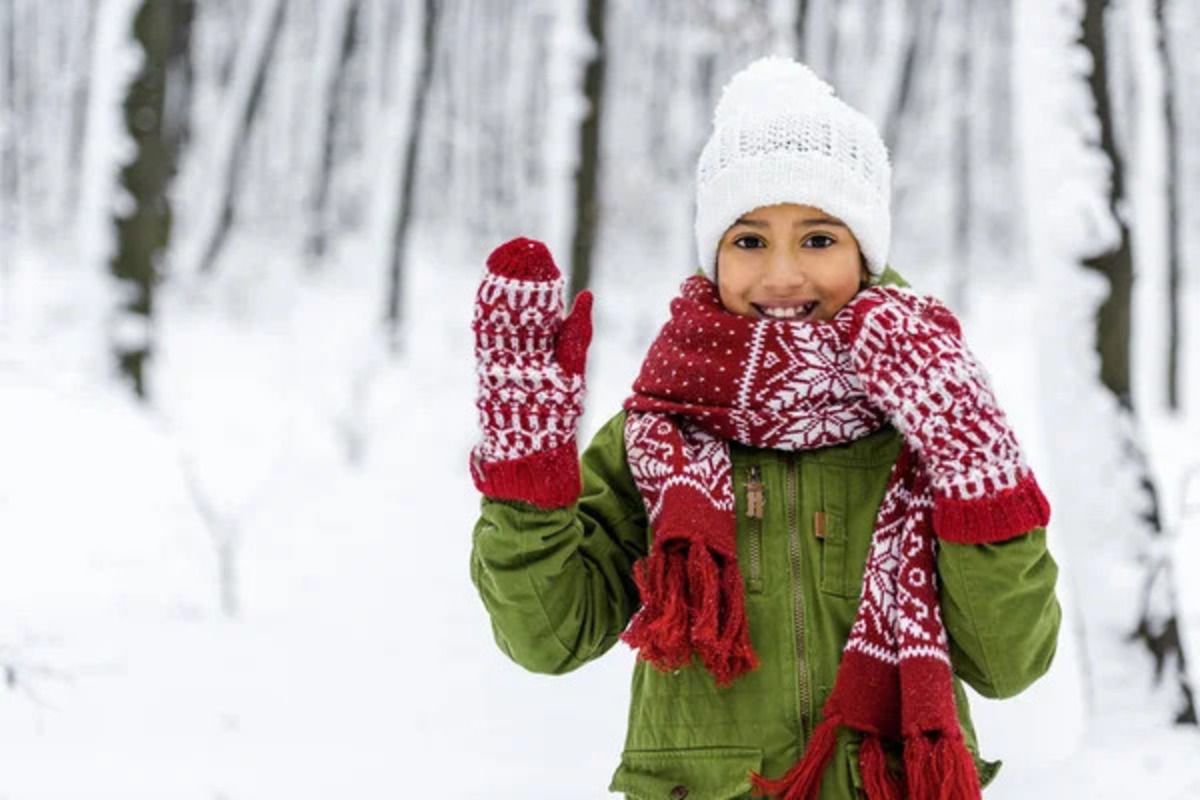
left=620, top=275, right=1050, bottom=800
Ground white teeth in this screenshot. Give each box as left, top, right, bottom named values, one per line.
left=759, top=302, right=816, bottom=320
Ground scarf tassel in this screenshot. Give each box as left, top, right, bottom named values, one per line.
left=749, top=713, right=841, bottom=800
left=859, top=735, right=904, bottom=800
left=902, top=732, right=982, bottom=800
left=621, top=540, right=758, bottom=688
left=621, top=542, right=693, bottom=671
left=748, top=725, right=981, bottom=800
left=706, top=552, right=759, bottom=684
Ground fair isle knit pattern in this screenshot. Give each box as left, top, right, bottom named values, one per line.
left=851, top=291, right=1022, bottom=500
left=845, top=450, right=947, bottom=669
left=625, top=416, right=734, bottom=522
left=472, top=270, right=581, bottom=461
left=843, top=287, right=1050, bottom=542
left=469, top=238, right=593, bottom=510
left=621, top=275, right=1050, bottom=799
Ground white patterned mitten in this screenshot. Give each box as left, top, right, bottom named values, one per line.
left=469, top=237, right=593, bottom=509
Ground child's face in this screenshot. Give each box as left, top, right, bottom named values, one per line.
left=715, top=203, right=869, bottom=322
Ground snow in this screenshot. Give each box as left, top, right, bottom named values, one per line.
left=3, top=0, right=1200, bottom=797
left=2, top=224, right=1197, bottom=796
left=75, top=0, right=141, bottom=293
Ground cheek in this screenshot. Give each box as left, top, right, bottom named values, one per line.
left=718, top=253, right=751, bottom=289
left=716, top=255, right=759, bottom=315
left=817, top=258, right=867, bottom=315
left=716, top=278, right=741, bottom=312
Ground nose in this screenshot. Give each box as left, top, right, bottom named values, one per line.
left=761, top=248, right=807, bottom=294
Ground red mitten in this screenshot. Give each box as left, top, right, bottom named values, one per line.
left=834, top=286, right=1050, bottom=543
left=469, top=237, right=593, bottom=509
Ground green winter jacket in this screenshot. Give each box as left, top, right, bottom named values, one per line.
left=470, top=271, right=1062, bottom=800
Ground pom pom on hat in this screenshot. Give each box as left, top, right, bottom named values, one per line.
left=712, top=56, right=834, bottom=124
left=694, top=56, right=893, bottom=279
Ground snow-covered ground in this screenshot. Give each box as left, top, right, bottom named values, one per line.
left=2, top=0, right=1198, bottom=793
left=1, top=229, right=1198, bottom=797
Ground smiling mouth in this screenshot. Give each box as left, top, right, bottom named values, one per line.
left=753, top=301, right=819, bottom=321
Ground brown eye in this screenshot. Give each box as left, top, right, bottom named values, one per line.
left=804, top=234, right=835, bottom=248
left=733, top=234, right=766, bottom=249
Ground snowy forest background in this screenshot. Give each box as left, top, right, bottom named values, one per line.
left=3, top=0, right=1200, bottom=797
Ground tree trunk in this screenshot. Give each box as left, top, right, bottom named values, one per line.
left=383, top=0, right=439, bottom=351
left=882, top=2, right=921, bottom=150
left=566, top=0, right=607, bottom=301
left=1154, top=0, right=1182, bottom=412
left=1080, top=0, right=1196, bottom=725
left=162, top=0, right=195, bottom=160
left=64, top=2, right=98, bottom=228
left=949, top=0, right=973, bottom=312
left=304, top=0, right=360, bottom=265
left=793, top=0, right=810, bottom=61
left=110, top=0, right=178, bottom=397
left=0, top=0, right=17, bottom=241
left=824, top=0, right=841, bottom=88
left=885, top=0, right=943, bottom=204
left=1080, top=0, right=1133, bottom=404
left=186, top=0, right=286, bottom=275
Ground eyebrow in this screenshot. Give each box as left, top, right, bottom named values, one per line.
left=733, top=216, right=848, bottom=230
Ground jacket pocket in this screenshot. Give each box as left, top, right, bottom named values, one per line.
left=816, top=467, right=874, bottom=600
left=844, top=736, right=1002, bottom=793
left=608, top=746, right=763, bottom=799
left=844, top=736, right=902, bottom=795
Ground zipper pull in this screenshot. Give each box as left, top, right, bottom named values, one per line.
left=746, top=465, right=764, bottom=519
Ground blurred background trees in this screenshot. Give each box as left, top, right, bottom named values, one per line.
left=2, top=1, right=1200, bottom=786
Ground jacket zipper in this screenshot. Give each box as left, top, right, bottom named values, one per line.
left=746, top=465, right=764, bottom=590
left=786, top=456, right=812, bottom=739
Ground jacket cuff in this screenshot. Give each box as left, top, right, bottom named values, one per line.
left=469, top=439, right=582, bottom=510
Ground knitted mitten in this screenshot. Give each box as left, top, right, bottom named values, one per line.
left=836, top=286, right=1050, bottom=543
left=469, top=237, right=593, bottom=509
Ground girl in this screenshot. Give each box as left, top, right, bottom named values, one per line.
left=469, top=57, right=1061, bottom=800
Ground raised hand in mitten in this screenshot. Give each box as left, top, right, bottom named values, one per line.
left=469, top=237, right=594, bottom=509
left=834, top=286, right=1050, bottom=542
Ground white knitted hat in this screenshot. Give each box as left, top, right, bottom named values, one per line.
left=694, top=56, right=893, bottom=278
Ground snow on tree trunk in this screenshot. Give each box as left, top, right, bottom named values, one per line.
left=76, top=0, right=144, bottom=365
left=109, top=0, right=180, bottom=397
left=74, top=0, right=142, bottom=268
left=0, top=0, right=16, bottom=258
left=1017, top=0, right=1195, bottom=729
left=542, top=0, right=592, bottom=272
left=172, top=0, right=285, bottom=277
left=565, top=0, right=606, bottom=300
left=1154, top=0, right=1183, bottom=412
left=948, top=0, right=974, bottom=313
left=381, top=0, right=439, bottom=353
left=300, top=0, right=359, bottom=266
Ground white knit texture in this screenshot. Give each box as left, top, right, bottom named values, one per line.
left=695, top=56, right=893, bottom=277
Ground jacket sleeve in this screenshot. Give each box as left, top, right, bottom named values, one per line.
left=469, top=409, right=648, bottom=675
left=937, top=527, right=1062, bottom=699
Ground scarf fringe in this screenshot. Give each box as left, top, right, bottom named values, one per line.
left=859, top=736, right=904, bottom=800
left=621, top=543, right=692, bottom=670
left=749, top=714, right=841, bottom=800
left=621, top=540, right=758, bottom=687
left=749, top=725, right=982, bottom=800
left=902, top=732, right=982, bottom=800
left=699, top=554, right=759, bottom=684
